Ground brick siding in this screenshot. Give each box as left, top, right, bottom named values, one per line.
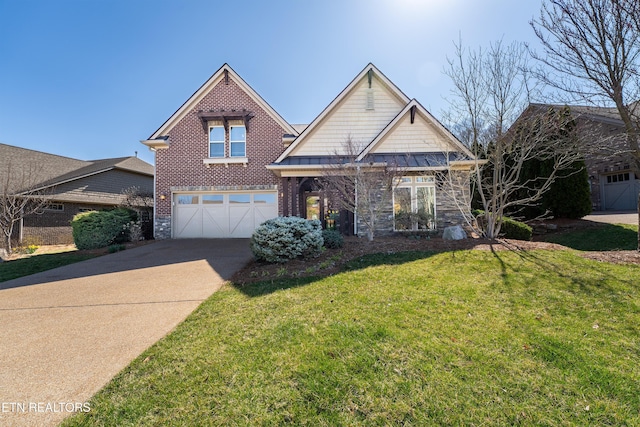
left=18, top=169, right=153, bottom=246
left=21, top=202, right=114, bottom=245
left=154, top=77, right=288, bottom=238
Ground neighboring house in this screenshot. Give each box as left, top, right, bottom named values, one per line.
left=0, top=143, right=154, bottom=245
left=142, top=63, right=476, bottom=239
left=522, top=103, right=640, bottom=211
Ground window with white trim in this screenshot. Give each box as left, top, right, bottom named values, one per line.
left=209, top=126, right=225, bottom=158
left=393, top=176, right=436, bottom=231
left=230, top=125, right=246, bottom=157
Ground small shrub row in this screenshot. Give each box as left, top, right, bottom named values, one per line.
left=250, top=217, right=324, bottom=263
left=501, top=217, right=533, bottom=241
left=472, top=210, right=532, bottom=241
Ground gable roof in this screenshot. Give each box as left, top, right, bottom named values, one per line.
left=274, top=63, right=411, bottom=163
left=147, top=63, right=297, bottom=141
left=527, top=102, right=640, bottom=128
left=356, top=99, right=474, bottom=161
left=0, top=143, right=153, bottom=194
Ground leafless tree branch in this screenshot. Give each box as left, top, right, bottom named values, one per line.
left=1, top=162, right=52, bottom=255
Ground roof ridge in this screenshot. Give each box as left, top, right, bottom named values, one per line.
left=0, top=143, right=91, bottom=164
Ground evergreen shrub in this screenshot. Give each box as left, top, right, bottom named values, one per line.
left=250, top=216, right=324, bottom=263
left=501, top=217, right=533, bottom=241
left=322, top=229, right=344, bottom=249
left=72, top=208, right=137, bottom=250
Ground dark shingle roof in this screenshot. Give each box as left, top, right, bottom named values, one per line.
left=529, top=102, right=639, bottom=127
left=0, top=143, right=153, bottom=193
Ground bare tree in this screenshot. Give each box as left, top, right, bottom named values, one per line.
left=120, top=186, right=153, bottom=211
left=443, top=39, right=586, bottom=239
left=120, top=186, right=154, bottom=241
left=531, top=0, right=640, bottom=249
left=319, top=137, right=404, bottom=241
left=1, top=163, right=51, bottom=255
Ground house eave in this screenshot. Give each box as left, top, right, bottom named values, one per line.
left=141, top=139, right=170, bottom=151
left=449, top=160, right=487, bottom=170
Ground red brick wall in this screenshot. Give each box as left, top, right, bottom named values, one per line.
left=21, top=202, right=115, bottom=245
left=155, top=77, right=286, bottom=219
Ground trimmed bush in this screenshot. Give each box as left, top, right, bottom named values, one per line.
left=471, top=210, right=532, bottom=241
left=72, top=208, right=137, bottom=250
left=250, top=217, right=324, bottom=263
left=501, top=217, right=532, bottom=241
left=322, top=229, right=344, bottom=249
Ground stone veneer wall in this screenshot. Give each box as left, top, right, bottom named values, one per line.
left=354, top=171, right=471, bottom=238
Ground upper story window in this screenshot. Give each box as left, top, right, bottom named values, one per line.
left=204, top=119, right=249, bottom=166
left=209, top=126, right=225, bottom=158
left=230, top=125, right=246, bottom=157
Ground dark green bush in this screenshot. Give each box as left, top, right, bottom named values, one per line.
left=108, top=244, right=127, bottom=253
left=501, top=217, right=532, bottom=241
left=72, top=208, right=137, bottom=250
left=322, top=229, right=344, bottom=249
left=543, top=160, right=592, bottom=218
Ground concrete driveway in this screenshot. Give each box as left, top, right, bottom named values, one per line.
left=0, top=239, right=252, bottom=427
left=583, top=210, right=638, bottom=225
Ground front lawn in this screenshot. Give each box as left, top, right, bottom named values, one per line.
left=544, top=223, right=638, bottom=251
left=63, top=249, right=640, bottom=426
left=0, top=252, right=99, bottom=283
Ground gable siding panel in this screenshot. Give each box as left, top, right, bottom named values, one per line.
left=290, top=75, right=405, bottom=156
left=372, top=114, right=451, bottom=154
left=48, top=170, right=153, bottom=204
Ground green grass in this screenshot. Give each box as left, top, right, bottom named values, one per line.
left=545, top=223, right=638, bottom=251
left=0, top=252, right=99, bottom=282
left=63, top=249, right=640, bottom=426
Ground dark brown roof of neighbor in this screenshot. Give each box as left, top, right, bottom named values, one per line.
left=0, top=143, right=153, bottom=193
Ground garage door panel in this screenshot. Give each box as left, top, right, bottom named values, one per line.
left=175, top=207, right=202, bottom=238
left=174, top=192, right=278, bottom=238
left=202, top=206, right=227, bottom=238
left=255, top=204, right=278, bottom=226
left=603, top=173, right=638, bottom=210
left=229, top=206, right=253, bottom=237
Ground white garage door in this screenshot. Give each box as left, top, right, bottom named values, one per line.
left=173, top=192, right=278, bottom=238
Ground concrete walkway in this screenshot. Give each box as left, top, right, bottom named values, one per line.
left=583, top=210, right=638, bottom=225
left=0, top=239, right=252, bottom=427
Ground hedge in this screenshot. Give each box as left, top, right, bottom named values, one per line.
left=72, top=208, right=137, bottom=250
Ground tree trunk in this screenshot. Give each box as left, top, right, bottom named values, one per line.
left=3, top=231, right=12, bottom=256
left=637, top=191, right=640, bottom=252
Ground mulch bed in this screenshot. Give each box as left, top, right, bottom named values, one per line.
left=231, top=232, right=640, bottom=286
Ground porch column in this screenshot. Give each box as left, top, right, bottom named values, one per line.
left=282, top=177, right=289, bottom=216
left=291, top=177, right=299, bottom=217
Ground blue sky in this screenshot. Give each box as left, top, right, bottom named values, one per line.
left=0, top=0, right=544, bottom=165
